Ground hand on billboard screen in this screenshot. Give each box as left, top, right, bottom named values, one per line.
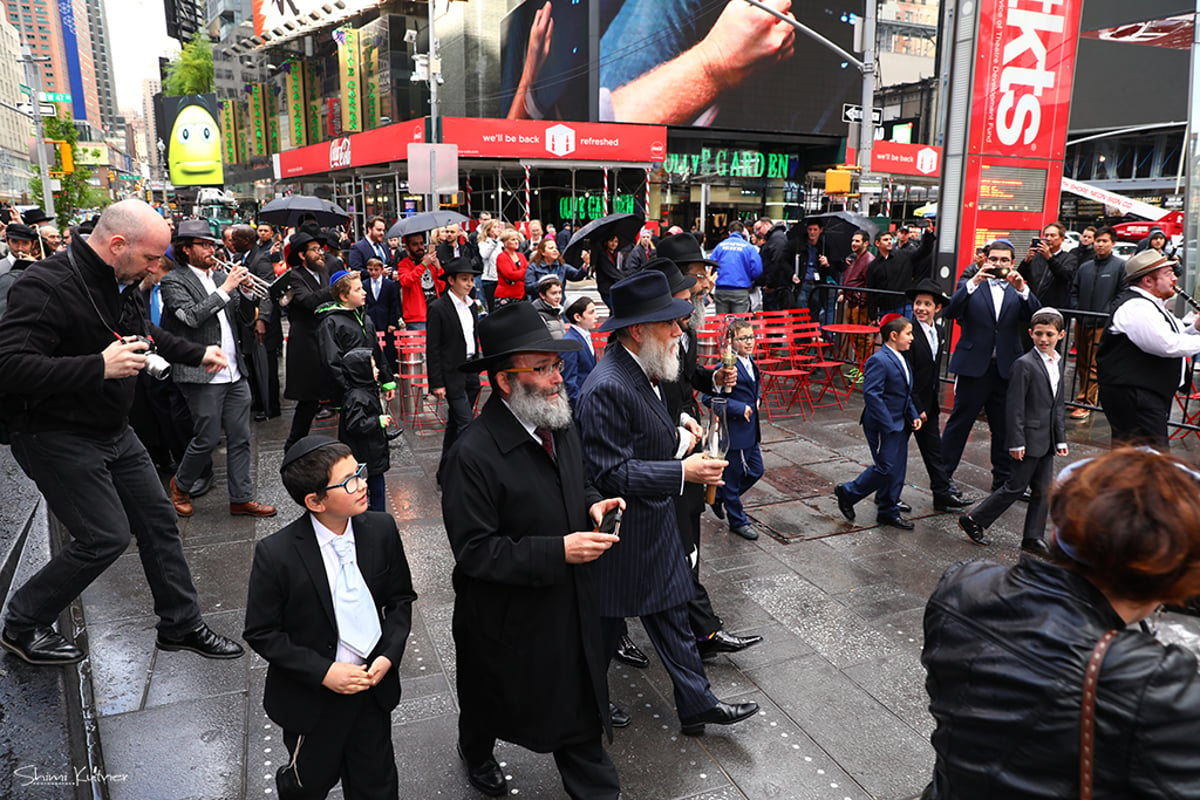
left=508, top=2, right=554, bottom=120
left=700, top=0, right=797, bottom=87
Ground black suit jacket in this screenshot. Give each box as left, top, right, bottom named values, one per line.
left=243, top=511, right=416, bottom=734
left=362, top=274, right=401, bottom=332
left=1006, top=349, right=1066, bottom=457
left=905, top=318, right=945, bottom=417
left=426, top=291, right=480, bottom=394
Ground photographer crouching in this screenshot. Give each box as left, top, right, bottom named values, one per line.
left=0, top=199, right=244, bottom=666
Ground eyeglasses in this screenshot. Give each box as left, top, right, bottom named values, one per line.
left=734, top=335, right=756, bottom=342
left=504, top=359, right=565, bottom=377
left=324, top=462, right=368, bottom=495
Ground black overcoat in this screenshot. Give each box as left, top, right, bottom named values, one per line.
left=284, top=265, right=333, bottom=401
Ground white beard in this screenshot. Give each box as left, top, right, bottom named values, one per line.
left=509, top=377, right=573, bottom=430
left=640, top=331, right=681, bottom=383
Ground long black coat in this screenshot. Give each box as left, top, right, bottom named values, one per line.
left=905, top=318, right=945, bottom=418
left=284, top=265, right=332, bottom=401
left=425, top=291, right=480, bottom=395
left=441, top=396, right=610, bottom=752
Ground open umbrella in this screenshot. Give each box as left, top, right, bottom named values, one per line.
left=259, top=195, right=349, bottom=228
left=789, top=211, right=880, bottom=267
left=386, top=210, right=470, bottom=239
left=562, top=213, right=643, bottom=266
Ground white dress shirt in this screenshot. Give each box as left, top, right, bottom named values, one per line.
left=918, top=319, right=938, bottom=357
left=187, top=264, right=240, bottom=383
left=371, top=276, right=383, bottom=300
left=1036, top=349, right=1060, bottom=398
left=449, top=291, right=476, bottom=357
left=884, top=342, right=910, bottom=386
left=965, top=276, right=1030, bottom=318
left=310, top=515, right=368, bottom=666
left=1110, top=286, right=1200, bottom=385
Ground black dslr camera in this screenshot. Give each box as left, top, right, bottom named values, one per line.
left=123, top=335, right=172, bottom=381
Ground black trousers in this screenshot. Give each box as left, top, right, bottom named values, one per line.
left=286, top=399, right=320, bottom=452
left=601, top=609, right=717, bottom=720
left=436, top=375, right=481, bottom=483
left=941, top=362, right=1013, bottom=490
left=281, top=689, right=398, bottom=800
left=1099, top=383, right=1172, bottom=450
left=458, top=723, right=618, bottom=800
left=130, top=370, right=194, bottom=466
left=675, top=483, right=721, bottom=638
left=969, top=450, right=1055, bottom=541
left=6, top=427, right=202, bottom=636
left=912, top=410, right=953, bottom=497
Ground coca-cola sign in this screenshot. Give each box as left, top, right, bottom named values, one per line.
left=329, top=137, right=352, bottom=170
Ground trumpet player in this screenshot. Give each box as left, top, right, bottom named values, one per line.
left=160, top=219, right=277, bottom=519
left=1097, top=249, right=1200, bottom=449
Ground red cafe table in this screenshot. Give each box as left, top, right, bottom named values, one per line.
left=821, top=323, right=879, bottom=394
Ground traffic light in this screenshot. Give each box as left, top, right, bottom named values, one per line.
left=107, top=170, right=115, bottom=184
left=46, top=140, right=73, bottom=175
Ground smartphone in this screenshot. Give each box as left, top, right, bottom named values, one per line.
left=596, top=507, right=622, bottom=538
left=993, top=266, right=1011, bottom=279
left=1030, top=238, right=1043, bottom=249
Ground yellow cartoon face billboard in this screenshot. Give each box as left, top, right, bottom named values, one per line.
left=158, top=94, right=224, bottom=186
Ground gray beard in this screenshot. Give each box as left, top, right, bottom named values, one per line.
left=640, top=332, right=681, bottom=383
left=509, top=377, right=573, bottom=430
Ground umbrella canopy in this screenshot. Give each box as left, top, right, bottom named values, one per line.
left=386, top=210, right=470, bottom=240
left=789, top=211, right=880, bottom=269
left=258, top=195, right=349, bottom=228
left=562, top=213, right=644, bottom=266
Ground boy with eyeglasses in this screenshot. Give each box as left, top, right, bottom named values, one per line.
left=703, top=318, right=764, bottom=540
left=244, top=435, right=417, bottom=799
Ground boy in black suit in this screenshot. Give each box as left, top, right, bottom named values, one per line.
left=244, top=436, right=416, bottom=799
left=426, top=256, right=482, bottom=485
left=959, top=309, right=1068, bottom=553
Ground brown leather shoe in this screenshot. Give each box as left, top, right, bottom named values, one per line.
left=230, top=500, right=277, bottom=517
left=170, top=477, right=193, bottom=517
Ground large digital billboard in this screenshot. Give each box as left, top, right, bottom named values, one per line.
left=156, top=94, right=225, bottom=187
left=499, top=0, right=862, bottom=136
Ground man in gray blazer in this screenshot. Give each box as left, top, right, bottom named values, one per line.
left=160, top=219, right=276, bottom=519
left=575, top=271, right=759, bottom=736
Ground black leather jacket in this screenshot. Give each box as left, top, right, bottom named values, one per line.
left=922, top=557, right=1200, bottom=799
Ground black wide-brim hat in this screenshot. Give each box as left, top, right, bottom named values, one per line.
left=441, top=255, right=482, bottom=277
left=642, top=256, right=696, bottom=296
left=173, top=218, right=222, bottom=245
left=21, top=207, right=54, bottom=226
left=599, top=270, right=696, bottom=333
left=287, top=232, right=320, bottom=268
left=460, top=301, right=582, bottom=373
left=655, top=232, right=719, bottom=270
left=905, top=278, right=951, bottom=306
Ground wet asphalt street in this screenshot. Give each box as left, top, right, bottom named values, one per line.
left=4, top=378, right=1200, bottom=800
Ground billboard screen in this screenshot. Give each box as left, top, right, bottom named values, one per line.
left=499, top=0, right=862, bottom=135
left=156, top=94, right=225, bottom=187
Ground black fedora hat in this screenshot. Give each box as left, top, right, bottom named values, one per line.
left=655, top=232, right=719, bottom=270
left=461, top=302, right=581, bottom=373
left=599, top=270, right=696, bottom=333
left=905, top=278, right=951, bottom=306
left=21, top=207, right=54, bottom=226
left=642, top=256, right=696, bottom=296
left=287, top=232, right=320, bottom=268
left=173, top=218, right=222, bottom=245
left=441, top=255, right=482, bottom=277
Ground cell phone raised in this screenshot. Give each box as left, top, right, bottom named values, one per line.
left=595, top=506, right=622, bottom=537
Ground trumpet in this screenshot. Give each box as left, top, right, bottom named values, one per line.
left=213, top=256, right=276, bottom=300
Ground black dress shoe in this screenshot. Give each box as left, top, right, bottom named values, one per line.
left=709, top=501, right=725, bottom=520
left=315, top=406, right=337, bottom=420
left=1021, top=538, right=1050, bottom=557
left=730, top=524, right=759, bottom=541
left=253, top=411, right=268, bottom=422
left=1, top=625, right=84, bottom=665
left=609, top=702, right=631, bottom=728
left=155, top=623, right=244, bottom=659
left=680, top=700, right=760, bottom=736
left=933, top=494, right=968, bottom=511
left=615, top=634, right=649, bottom=669
left=697, top=630, right=763, bottom=657
left=1020, top=488, right=1033, bottom=502
left=958, top=514, right=991, bottom=547
left=457, top=745, right=507, bottom=797
left=952, top=492, right=979, bottom=505
left=833, top=484, right=856, bottom=522
left=877, top=515, right=915, bottom=530
left=896, top=501, right=912, bottom=513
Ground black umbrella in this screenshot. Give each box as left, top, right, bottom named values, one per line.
left=562, top=213, right=643, bottom=266
left=259, top=195, right=349, bottom=228
left=789, top=211, right=880, bottom=267
left=386, top=210, right=470, bottom=239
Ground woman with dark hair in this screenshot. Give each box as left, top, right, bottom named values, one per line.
left=531, top=274, right=566, bottom=338
left=921, top=447, right=1200, bottom=799
left=560, top=295, right=598, bottom=403
left=524, top=236, right=586, bottom=299
left=591, top=234, right=624, bottom=309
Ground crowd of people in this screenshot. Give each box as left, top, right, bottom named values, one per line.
left=3, top=198, right=1200, bottom=799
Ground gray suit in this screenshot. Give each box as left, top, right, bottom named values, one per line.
left=159, top=264, right=258, bottom=502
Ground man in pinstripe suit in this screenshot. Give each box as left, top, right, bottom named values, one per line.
left=575, top=271, right=760, bottom=736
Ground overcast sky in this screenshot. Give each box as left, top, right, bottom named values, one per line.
left=107, top=0, right=179, bottom=112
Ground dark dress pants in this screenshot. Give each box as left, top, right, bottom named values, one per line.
left=912, top=411, right=953, bottom=497
left=5, top=427, right=202, bottom=636
left=281, top=689, right=398, bottom=800
left=286, top=399, right=320, bottom=452
left=842, top=425, right=909, bottom=519
left=675, top=483, right=721, bottom=639
left=941, top=361, right=1012, bottom=490
left=716, top=445, right=765, bottom=528
left=436, top=375, right=481, bottom=483
left=761, top=285, right=793, bottom=311
left=459, top=727, right=618, bottom=800
left=969, top=451, right=1055, bottom=540
left=602, top=609, right=718, bottom=719
left=1099, top=383, right=1172, bottom=450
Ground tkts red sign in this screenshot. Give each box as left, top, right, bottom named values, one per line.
left=970, top=0, right=1081, bottom=160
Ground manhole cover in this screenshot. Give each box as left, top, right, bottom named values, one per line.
left=766, top=465, right=834, bottom=499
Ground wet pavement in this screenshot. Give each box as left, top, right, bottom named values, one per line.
left=5, top=375, right=1200, bottom=799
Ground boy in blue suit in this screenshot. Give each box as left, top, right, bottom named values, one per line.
left=834, top=315, right=922, bottom=529
left=705, top=318, right=764, bottom=540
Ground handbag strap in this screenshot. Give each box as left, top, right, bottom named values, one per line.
left=1080, top=629, right=1119, bottom=800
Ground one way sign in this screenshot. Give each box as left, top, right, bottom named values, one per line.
left=842, top=104, right=882, bottom=125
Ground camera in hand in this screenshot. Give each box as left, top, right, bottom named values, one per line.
left=1030, top=238, right=1043, bottom=249
left=123, top=335, right=172, bottom=381
left=992, top=265, right=1011, bottom=279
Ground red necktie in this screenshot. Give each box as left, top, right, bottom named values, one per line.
left=535, top=428, right=555, bottom=461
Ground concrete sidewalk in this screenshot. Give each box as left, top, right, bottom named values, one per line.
left=5, top=386, right=1200, bottom=799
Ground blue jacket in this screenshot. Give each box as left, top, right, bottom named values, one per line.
left=560, top=326, right=597, bottom=403
left=525, top=258, right=588, bottom=299
left=348, top=237, right=390, bottom=272
left=944, top=280, right=1039, bottom=380
left=712, top=232, right=763, bottom=290
left=861, top=346, right=919, bottom=434
left=702, top=357, right=760, bottom=451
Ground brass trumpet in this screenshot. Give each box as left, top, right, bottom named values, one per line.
left=213, top=256, right=275, bottom=300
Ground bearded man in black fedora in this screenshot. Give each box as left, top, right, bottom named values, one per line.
left=441, top=302, right=624, bottom=799
left=575, top=270, right=760, bottom=737
left=283, top=231, right=335, bottom=451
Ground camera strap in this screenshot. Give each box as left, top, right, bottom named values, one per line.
left=66, top=243, right=122, bottom=340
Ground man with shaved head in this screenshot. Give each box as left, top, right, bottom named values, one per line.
left=0, top=199, right=246, bottom=666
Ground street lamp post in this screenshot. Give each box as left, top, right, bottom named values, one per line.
left=156, top=138, right=169, bottom=211
left=17, top=46, right=54, bottom=218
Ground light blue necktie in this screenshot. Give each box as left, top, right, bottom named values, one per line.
left=329, top=535, right=382, bottom=660
left=150, top=284, right=161, bottom=326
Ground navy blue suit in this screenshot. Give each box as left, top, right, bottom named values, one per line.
left=576, top=341, right=718, bottom=719
left=348, top=237, right=391, bottom=273
left=560, top=325, right=597, bottom=403
left=842, top=346, right=918, bottom=520
left=941, top=279, right=1039, bottom=489
left=704, top=358, right=763, bottom=528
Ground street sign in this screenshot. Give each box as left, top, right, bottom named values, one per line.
left=842, top=104, right=882, bottom=125
left=40, top=92, right=71, bottom=103
left=118, top=174, right=139, bottom=181
left=37, top=103, right=54, bottom=117
left=19, top=83, right=31, bottom=96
